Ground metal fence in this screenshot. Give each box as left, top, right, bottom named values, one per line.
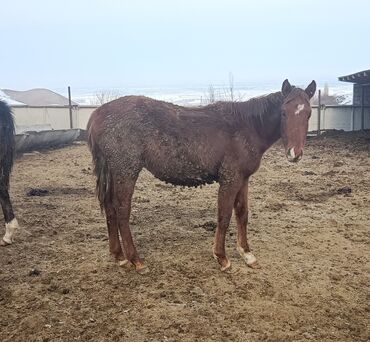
left=11, top=103, right=370, bottom=135
left=309, top=105, right=370, bottom=134
left=11, top=105, right=98, bottom=133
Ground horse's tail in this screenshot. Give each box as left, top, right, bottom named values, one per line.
left=0, top=101, right=15, bottom=188
left=87, top=114, right=113, bottom=212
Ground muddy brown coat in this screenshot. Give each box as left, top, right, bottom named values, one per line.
left=88, top=80, right=316, bottom=272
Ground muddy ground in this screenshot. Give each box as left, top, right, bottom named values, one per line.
left=0, top=131, right=369, bottom=342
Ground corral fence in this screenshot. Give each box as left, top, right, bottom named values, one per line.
left=10, top=104, right=98, bottom=152
left=12, top=105, right=98, bottom=134
left=10, top=102, right=370, bottom=136
left=310, top=105, right=370, bottom=133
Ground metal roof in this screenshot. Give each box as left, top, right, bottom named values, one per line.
left=1, top=88, right=78, bottom=106
left=338, top=69, right=370, bottom=84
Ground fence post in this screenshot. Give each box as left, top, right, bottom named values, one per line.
left=361, top=85, right=365, bottom=130
left=317, top=89, right=321, bottom=136
left=68, top=86, right=73, bottom=129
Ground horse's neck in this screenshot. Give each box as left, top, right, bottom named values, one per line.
left=235, top=97, right=282, bottom=154
left=258, top=109, right=282, bottom=153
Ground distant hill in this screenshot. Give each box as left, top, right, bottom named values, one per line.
left=1, top=88, right=78, bottom=106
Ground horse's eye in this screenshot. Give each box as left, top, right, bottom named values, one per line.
left=281, top=111, right=287, bottom=118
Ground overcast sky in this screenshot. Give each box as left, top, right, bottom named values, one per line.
left=1, top=0, right=369, bottom=90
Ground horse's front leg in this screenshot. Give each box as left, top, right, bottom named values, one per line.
left=234, top=180, right=258, bottom=268
left=213, top=181, right=241, bottom=272
left=0, top=184, right=19, bottom=246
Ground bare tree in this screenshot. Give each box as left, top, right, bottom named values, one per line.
left=93, top=89, right=122, bottom=105
left=202, top=84, right=218, bottom=105
left=228, top=72, right=234, bottom=102
left=323, top=83, right=329, bottom=97
left=311, top=85, right=345, bottom=106
left=208, top=85, right=216, bottom=104
left=203, top=73, right=237, bottom=105
left=223, top=72, right=240, bottom=102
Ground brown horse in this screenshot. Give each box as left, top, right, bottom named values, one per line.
left=0, top=100, right=19, bottom=246
left=88, top=79, right=316, bottom=273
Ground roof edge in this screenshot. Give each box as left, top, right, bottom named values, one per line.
left=338, top=69, right=370, bottom=83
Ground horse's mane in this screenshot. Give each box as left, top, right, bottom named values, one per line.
left=234, top=92, right=283, bottom=122
left=206, top=91, right=284, bottom=127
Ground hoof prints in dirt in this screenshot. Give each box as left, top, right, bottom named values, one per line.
left=2, top=131, right=369, bottom=342
left=272, top=181, right=354, bottom=203
left=26, top=188, right=49, bottom=196
left=26, top=187, right=93, bottom=197
left=337, top=186, right=352, bottom=194
left=194, top=221, right=217, bottom=232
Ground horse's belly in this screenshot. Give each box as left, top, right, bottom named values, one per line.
left=145, top=160, right=218, bottom=187
left=142, top=138, right=221, bottom=186
left=155, top=173, right=217, bottom=187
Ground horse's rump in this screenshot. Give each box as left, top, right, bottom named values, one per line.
left=87, top=117, right=113, bottom=211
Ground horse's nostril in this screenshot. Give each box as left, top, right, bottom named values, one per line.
left=286, top=148, right=303, bottom=162
left=293, top=152, right=303, bottom=162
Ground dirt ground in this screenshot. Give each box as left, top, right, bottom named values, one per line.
left=1, top=131, right=369, bottom=342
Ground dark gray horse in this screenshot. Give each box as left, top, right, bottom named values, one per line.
left=0, top=100, right=19, bottom=246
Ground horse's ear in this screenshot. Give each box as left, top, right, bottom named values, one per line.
left=282, top=79, right=292, bottom=96
left=305, top=80, right=316, bottom=99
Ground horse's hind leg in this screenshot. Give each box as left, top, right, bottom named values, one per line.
left=115, top=176, right=147, bottom=274
left=0, top=182, right=19, bottom=246
left=104, top=203, right=127, bottom=264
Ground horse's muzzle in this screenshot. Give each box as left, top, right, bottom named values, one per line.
left=286, top=147, right=303, bottom=163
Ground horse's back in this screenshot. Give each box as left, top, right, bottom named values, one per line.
left=88, top=95, right=229, bottom=145
left=87, top=96, right=231, bottom=185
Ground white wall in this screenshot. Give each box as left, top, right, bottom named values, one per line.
left=11, top=104, right=370, bottom=134
left=76, top=106, right=98, bottom=129
left=309, top=105, right=370, bottom=132
left=12, top=105, right=98, bottom=132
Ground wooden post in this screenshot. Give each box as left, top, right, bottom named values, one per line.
left=68, top=86, right=73, bottom=129
left=361, top=85, right=365, bottom=130
left=317, top=89, right=321, bottom=136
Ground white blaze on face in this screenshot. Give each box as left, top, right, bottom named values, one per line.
left=295, top=103, right=305, bottom=115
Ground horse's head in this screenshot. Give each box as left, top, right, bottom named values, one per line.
left=280, top=79, right=316, bottom=162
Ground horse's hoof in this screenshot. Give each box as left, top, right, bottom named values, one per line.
left=219, top=258, right=231, bottom=272
left=221, top=261, right=232, bottom=273
left=136, top=264, right=150, bottom=275
left=237, top=248, right=258, bottom=269
left=213, top=253, right=231, bottom=272
left=0, top=238, right=11, bottom=247
left=247, top=260, right=260, bottom=269
left=118, top=259, right=131, bottom=268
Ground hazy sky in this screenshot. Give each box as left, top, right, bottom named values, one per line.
left=1, top=0, right=369, bottom=90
